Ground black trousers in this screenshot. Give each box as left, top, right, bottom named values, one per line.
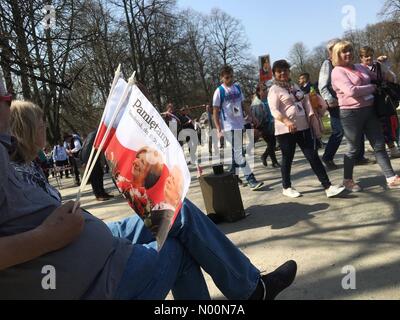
left=261, top=131, right=278, bottom=164
left=68, top=156, right=80, bottom=184
left=55, top=160, right=69, bottom=178
left=90, top=160, right=106, bottom=197
left=277, top=129, right=331, bottom=190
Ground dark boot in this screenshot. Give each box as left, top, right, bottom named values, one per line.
left=261, top=153, right=268, bottom=167
left=269, top=152, right=280, bottom=168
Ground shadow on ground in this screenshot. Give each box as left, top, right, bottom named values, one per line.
left=219, top=202, right=330, bottom=233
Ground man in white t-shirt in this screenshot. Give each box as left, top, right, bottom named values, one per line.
left=64, top=133, right=82, bottom=186
left=52, top=141, right=69, bottom=178
left=213, top=65, right=264, bottom=191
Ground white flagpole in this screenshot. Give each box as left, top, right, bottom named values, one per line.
left=79, top=64, right=121, bottom=188
left=73, top=71, right=136, bottom=213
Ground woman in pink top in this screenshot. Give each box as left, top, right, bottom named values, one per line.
left=268, top=60, right=345, bottom=199
left=331, top=41, right=400, bottom=191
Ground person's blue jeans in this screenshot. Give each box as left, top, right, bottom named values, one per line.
left=340, top=107, right=395, bottom=180
left=108, top=199, right=260, bottom=300
left=322, top=107, right=366, bottom=161
left=322, top=107, right=344, bottom=162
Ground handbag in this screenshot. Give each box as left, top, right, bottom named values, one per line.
left=373, top=63, right=398, bottom=117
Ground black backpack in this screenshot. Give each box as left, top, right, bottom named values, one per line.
left=373, top=63, right=400, bottom=117
left=79, top=131, right=96, bottom=165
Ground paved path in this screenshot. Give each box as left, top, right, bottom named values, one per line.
left=56, top=141, right=400, bottom=300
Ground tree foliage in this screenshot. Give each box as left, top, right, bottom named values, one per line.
left=0, top=0, right=253, bottom=143
left=1, top=1, right=398, bottom=143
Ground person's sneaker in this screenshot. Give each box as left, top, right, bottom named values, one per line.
left=323, top=159, right=338, bottom=171
left=325, top=185, right=346, bottom=198
left=387, top=176, right=400, bottom=189
left=283, top=188, right=301, bottom=198
left=390, top=147, right=400, bottom=159
left=261, top=260, right=298, bottom=300
left=247, top=175, right=264, bottom=191
left=261, top=154, right=268, bottom=167
left=343, top=179, right=362, bottom=192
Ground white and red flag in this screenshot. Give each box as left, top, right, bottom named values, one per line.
left=105, top=85, right=191, bottom=250
left=93, top=78, right=131, bottom=150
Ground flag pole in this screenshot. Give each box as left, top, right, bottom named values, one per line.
left=73, top=71, right=136, bottom=213
left=79, top=64, right=121, bottom=188
left=80, top=71, right=136, bottom=190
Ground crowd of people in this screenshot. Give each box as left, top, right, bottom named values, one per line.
left=0, top=35, right=400, bottom=300
left=33, top=129, right=114, bottom=202
left=165, top=39, right=400, bottom=198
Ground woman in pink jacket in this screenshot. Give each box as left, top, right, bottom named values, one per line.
left=268, top=60, right=345, bottom=199
left=331, top=41, right=400, bottom=191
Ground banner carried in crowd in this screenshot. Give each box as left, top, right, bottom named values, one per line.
left=103, top=82, right=191, bottom=250
left=259, top=54, right=273, bottom=84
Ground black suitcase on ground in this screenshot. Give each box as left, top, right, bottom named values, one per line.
left=199, top=173, right=245, bottom=223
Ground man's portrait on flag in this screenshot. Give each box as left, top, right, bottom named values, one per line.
left=148, top=165, right=184, bottom=246
left=164, top=166, right=184, bottom=208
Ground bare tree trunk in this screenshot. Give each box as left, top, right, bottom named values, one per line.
left=9, top=0, right=32, bottom=99
left=0, top=4, right=14, bottom=94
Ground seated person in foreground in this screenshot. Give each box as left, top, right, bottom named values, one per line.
left=0, top=81, right=297, bottom=300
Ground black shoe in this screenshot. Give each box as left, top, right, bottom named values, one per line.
left=272, top=162, right=281, bottom=168
left=261, top=154, right=268, bottom=167
left=235, top=175, right=244, bottom=186
left=96, top=196, right=111, bottom=202
left=101, top=193, right=114, bottom=199
left=262, top=260, right=297, bottom=300
left=323, top=159, right=338, bottom=171
left=355, top=157, right=375, bottom=166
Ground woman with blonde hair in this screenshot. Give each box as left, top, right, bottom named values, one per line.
left=10, top=100, right=61, bottom=201
left=331, top=41, right=400, bottom=191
